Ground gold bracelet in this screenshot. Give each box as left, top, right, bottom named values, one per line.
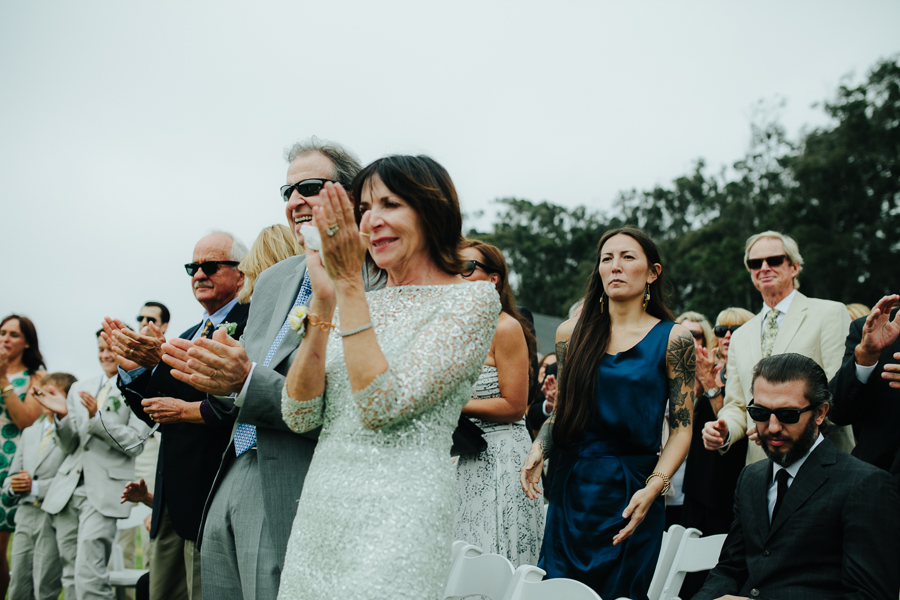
left=1, top=384, right=14, bottom=396
left=645, top=471, right=671, bottom=496
left=308, top=314, right=337, bottom=332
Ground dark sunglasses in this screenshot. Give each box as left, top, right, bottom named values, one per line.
left=280, top=179, right=339, bottom=202
left=184, top=261, right=240, bottom=277
left=747, top=400, right=820, bottom=424
left=462, top=260, right=493, bottom=278
left=746, top=254, right=789, bottom=270
left=688, top=330, right=704, bottom=341
left=136, top=316, right=158, bottom=324
left=714, top=324, right=742, bottom=338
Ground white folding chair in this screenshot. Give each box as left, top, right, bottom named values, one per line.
left=443, top=543, right=515, bottom=600
left=646, top=524, right=690, bottom=600
left=109, top=503, right=152, bottom=600
left=659, top=528, right=726, bottom=600
left=501, top=565, right=601, bottom=600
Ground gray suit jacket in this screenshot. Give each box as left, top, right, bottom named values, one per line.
left=2, top=415, right=67, bottom=505
left=41, top=375, right=150, bottom=519
left=695, top=440, right=900, bottom=600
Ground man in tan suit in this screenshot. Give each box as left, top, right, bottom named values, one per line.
left=702, top=231, right=853, bottom=464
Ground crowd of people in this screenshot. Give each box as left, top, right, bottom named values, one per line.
left=1, top=135, right=899, bottom=600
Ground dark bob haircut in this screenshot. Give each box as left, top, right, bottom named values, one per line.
left=1, top=315, right=45, bottom=373
left=350, top=155, right=465, bottom=276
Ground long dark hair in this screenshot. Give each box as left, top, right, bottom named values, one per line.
left=0, top=314, right=45, bottom=373
left=462, top=239, right=537, bottom=377
left=553, top=227, right=674, bottom=449
left=350, top=155, right=465, bottom=275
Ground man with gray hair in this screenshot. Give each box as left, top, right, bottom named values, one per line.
left=161, top=137, right=379, bottom=600
left=694, top=353, right=899, bottom=600
left=702, top=230, right=854, bottom=464
left=102, top=231, right=251, bottom=600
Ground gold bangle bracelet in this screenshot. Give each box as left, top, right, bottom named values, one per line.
left=645, top=471, right=671, bottom=496
left=1, top=385, right=14, bottom=396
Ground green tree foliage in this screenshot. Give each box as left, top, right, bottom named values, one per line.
left=471, top=57, right=900, bottom=320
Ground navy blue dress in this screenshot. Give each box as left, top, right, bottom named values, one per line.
left=540, top=320, right=673, bottom=600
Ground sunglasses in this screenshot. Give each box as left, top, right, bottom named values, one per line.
left=462, top=260, right=493, bottom=278
left=747, top=400, right=820, bottom=424
left=184, top=261, right=240, bottom=277
left=136, top=316, right=158, bottom=324
left=280, top=179, right=339, bottom=202
left=746, top=254, right=789, bottom=270
left=688, top=330, right=704, bottom=341
left=714, top=324, right=742, bottom=338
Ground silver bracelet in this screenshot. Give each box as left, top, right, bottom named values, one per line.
left=339, top=322, right=373, bottom=338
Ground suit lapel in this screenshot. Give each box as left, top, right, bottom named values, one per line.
left=747, top=313, right=763, bottom=367
left=773, top=292, right=808, bottom=355
left=754, top=461, right=774, bottom=544
left=766, top=440, right=834, bottom=540
left=182, top=322, right=202, bottom=341
left=265, top=262, right=308, bottom=369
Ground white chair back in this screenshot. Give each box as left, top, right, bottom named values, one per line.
left=659, top=528, right=726, bottom=600
left=117, top=503, right=152, bottom=530
left=502, top=564, right=601, bottom=600
left=646, top=524, right=689, bottom=600
left=443, top=543, right=515, bottom=600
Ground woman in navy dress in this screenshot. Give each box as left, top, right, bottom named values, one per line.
left=521, top=227, right=695, bottom=600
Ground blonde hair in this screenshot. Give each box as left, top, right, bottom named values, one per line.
left=237, top=225, right=301, bottom=303
left=676, top=311, right=716, bottom=351
left=716, top=307, right=755, bottom=327
left=846, top=303, right=870, bottom=321
left=743, top=231, right=803, bottom=289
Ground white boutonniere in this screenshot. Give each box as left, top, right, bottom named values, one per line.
left=288, top=305, right=309, bottom=339
left=218, top=322, right=238, bottom=336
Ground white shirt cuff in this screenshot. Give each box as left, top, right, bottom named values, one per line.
left=855, top=361, right=878, bottom=384
left=30, top=480, right=38, bottom=496
left=233, top=363, right=257, bottom=408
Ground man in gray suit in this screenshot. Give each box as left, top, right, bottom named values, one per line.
left=694, top=353, right=900, bottom=600
left=4, top=372, right=75, bottom=600
left=37, top=330, right=151, bottom=600
left=162, top=137, right=378, bottom=599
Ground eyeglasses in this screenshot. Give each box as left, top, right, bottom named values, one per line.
left=280, top=179, right=339, bottom=202
left=714, top=324, right=742, bottom=338
left=99, top=387, right=159, bottom=452
left=746, top=254, right=789, bottom=270
left=136, top=316, right=158, bottom=324
left=688, top=330, right=704, bottom=342
left=184, top=261, right=240, bottom=277
left=747, top=400, right=819, bottom=424
left=462, top=260, right=492, bottom=278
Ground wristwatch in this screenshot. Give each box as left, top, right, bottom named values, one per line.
left=703, top=387, right=722, bottom=399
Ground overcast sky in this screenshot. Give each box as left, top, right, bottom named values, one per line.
left=2, top=1, right=899, bottom=380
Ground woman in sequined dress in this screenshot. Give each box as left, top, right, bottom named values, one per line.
left=454, top=240, right=544, bottom=566
left=520, top=228, right=694, bottom=600
left=279, top=155, right=500, bottom=600
left=0, top=315, right=45, bottom=596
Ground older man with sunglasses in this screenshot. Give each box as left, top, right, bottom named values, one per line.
left=702, top=231, right=854, bottom=465
left=694, top=353, right=900, bottom=600
left=102, top=231, right=251, bottom=600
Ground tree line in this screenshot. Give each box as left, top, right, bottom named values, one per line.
left=469, top=58, right=900, bottom=320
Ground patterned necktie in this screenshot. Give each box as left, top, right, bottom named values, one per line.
left=200, top=319, right=214, bottom=339
left=37, top=420, right=54, bottom=460
left=234, top=271, right=313, bottom=457
left=771, top=468, right=790, bottom=523
left=761, top=308, right=781, bottom=358
left=96, top=379, right=113, bottom=412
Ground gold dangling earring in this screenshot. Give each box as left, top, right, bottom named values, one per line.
left=642, top=284, right=651, bottom=311
left=599, top=294, right=605, bottom=314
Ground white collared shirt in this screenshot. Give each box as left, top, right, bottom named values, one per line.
left=760, top=289, right=797, bottom=335
left=767, top=433, right=824, bottom=522
left=192, top=297, right=240, bottom=341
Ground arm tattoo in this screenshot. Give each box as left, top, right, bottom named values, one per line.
left=666, top=330, right=695, bottom=429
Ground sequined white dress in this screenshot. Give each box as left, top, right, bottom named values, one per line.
left=454, top=365, right=545, bottom=566
left=279, top=282, right=500, bottom=600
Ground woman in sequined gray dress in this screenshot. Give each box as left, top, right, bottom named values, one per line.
left=454, top=240, right=544, bottom=566
left=279, top=156, right=501, bottom=600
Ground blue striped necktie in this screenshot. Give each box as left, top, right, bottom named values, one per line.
left=234, top=271, right=312, bottom=457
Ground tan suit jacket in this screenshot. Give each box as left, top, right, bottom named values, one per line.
left=718, top=291, right=853, bottom=464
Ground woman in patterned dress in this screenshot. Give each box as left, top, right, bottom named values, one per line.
left=454, top=239, right=545, bottom=566
left=0, top=314, right=45, bottom=595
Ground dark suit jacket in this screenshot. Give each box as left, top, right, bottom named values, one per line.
left=695, top=439, right=900, bottom=600
left=829, top=309, right=900, bottom=480
left=119, top=300, right=250, bottom=542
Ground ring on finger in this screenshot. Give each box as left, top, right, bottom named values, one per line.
left=212, top=369, right=218, bottom=379
left=326, top=222, right=340, bottom=237
left=129, top=348, right=134, bottom=356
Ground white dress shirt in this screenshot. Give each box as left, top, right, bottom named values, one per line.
left=767, top=433, right=824, bottom=522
